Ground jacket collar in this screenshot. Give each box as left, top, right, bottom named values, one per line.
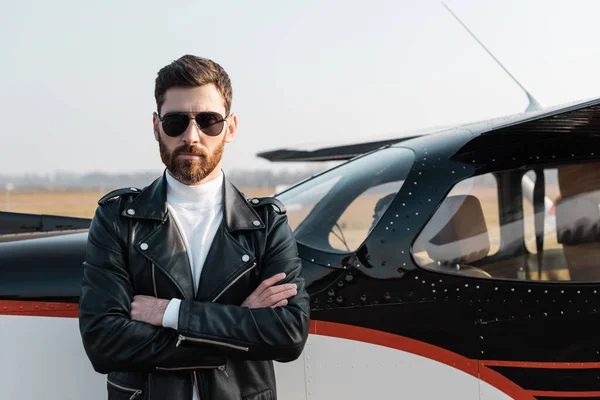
left=122, top=169, right=265, bottom=231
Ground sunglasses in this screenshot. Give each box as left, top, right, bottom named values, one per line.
left=158, top=111, right=229, bottom=137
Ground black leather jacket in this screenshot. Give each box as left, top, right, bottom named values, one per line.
left=78, top=172, right=310, bottom=400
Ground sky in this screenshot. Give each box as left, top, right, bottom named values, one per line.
left=1, top=0, right=599, bottom=177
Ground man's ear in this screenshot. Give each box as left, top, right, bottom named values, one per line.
left=152, top=112, right=160, bottom=141
left=225, top=113, right=238, bottom=144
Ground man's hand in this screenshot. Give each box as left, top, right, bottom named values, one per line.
left=131, top=295, right=170, bottom=326
left=242, top=273, right=297, bottom=309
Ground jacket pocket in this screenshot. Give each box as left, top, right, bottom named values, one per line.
left=107, top=378, right=143, bottom=400
left=242, top=388, right=273, bottom=400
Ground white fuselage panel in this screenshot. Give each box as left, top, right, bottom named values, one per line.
left=0, top=315, right=513, bottom=400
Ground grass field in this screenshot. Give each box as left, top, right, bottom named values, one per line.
left=0, top=187, right=275, bottom=219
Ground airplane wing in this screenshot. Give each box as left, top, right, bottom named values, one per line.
left=0, top=211, right=91, bottom=235
left=256, top=135, right=422, bottom=162
left=255, top=122, right=459, bottom=163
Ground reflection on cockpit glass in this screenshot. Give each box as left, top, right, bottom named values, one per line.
left=277, top=147, right=415, bottom=253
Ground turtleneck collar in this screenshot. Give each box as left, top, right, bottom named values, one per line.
left=165, top=170, right=224, bottom=207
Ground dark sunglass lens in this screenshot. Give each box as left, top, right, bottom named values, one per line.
left=196, top=113, right=224, bottom=136
left=161, top=113, right=189, bottom=137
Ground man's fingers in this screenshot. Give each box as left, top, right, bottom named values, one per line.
left=255, top=273, right=287, bottom=295
left=263, top=287, right=297, bottom=307
left=255, top=283, right=297, bottom=304
left=270, top=299, right=288, bottom=308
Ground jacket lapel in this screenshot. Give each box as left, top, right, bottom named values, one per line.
left=135, top=217, right=196, bottom=301
left=121, top=172, right=195, bottom=300
left=194, top=224, right=256, bottom=301
left=196, top=177, right=264, bottom=301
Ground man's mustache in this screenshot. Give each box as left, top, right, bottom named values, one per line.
left=173, top=145, right=207, bottom=157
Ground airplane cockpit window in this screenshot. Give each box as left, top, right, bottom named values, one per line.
left=277, top=147, right=414, bottom=252
left=412, top=161, right=600, bottom=282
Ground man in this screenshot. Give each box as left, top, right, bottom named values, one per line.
left=79, top=55, right=310, bottom=400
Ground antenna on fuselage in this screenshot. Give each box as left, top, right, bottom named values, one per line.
left=442, top=1, right=544, bottom=112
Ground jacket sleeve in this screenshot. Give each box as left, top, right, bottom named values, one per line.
left=78, top=202, right=223, bottom=374
left=176, top=211, right=311, bottom=363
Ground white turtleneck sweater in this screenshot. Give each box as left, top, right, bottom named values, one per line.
left=161, top=171, right=224, bottom=332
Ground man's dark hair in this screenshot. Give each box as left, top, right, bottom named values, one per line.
left=155, top=55, right=232, bottom=115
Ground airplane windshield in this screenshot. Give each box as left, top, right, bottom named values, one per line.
left=276, top=147, right=414, bottom=253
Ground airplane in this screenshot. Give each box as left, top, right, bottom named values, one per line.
left=2, top=4, right=600, bottom=400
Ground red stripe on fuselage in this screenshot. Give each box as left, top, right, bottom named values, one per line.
left=309, top=320, right=479, bottom=376
left=527, top=390, right=600, bottom=398
left=0, top=300, right=78, bottom=318
left=482, top=360, right=600, bottom=369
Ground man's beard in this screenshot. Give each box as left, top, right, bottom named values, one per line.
left=159, top=136, right=225, bottom=185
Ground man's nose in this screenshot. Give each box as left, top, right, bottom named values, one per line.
left=181, top=117, right=201, bottom=144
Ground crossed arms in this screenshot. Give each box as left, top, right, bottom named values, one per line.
left=78, top=204, right=310, bottom=374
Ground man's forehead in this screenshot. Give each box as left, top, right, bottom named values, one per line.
left=161, top=85, right=226, bottom=113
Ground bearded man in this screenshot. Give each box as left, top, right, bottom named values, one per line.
left=78, top=55, right=310, bottom=400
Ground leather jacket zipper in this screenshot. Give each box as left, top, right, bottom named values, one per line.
left=156, top=365, right=229, bottom=377
left=107, top=379, right=142, bottom=400
left=176, top=335, right=249, bottom=352
left=211, top=262, right=257, bottom=302
left=174, top=262, right=257, bottom=352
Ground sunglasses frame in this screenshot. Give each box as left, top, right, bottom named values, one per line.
left=157, top=111, right=230, bottom=137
